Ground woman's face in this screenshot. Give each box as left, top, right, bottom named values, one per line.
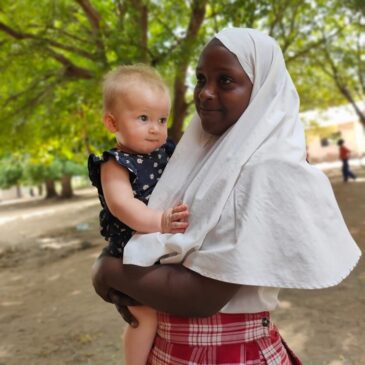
left=194, top=39, right=253, bottom=136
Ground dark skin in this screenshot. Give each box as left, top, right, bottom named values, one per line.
left=92, top=38, right=253, bottom=326
left=93, top=254, right=241, bottom=325
left=195, top=38, right=253, bottom=136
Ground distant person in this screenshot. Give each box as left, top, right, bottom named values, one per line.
left=337, top=139, right=357, bottom=182
left=88, top=64, right=189, bottom=365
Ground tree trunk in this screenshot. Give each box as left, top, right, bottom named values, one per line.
left=37, top=184, right=43, bottom=196
left=138, top=2, right=148, bottom=62
left=16, top=184, right=22, bottom=198
left=128, top=0, right=149, bottom=63
left=338, top=85, right=365, bottom=128
left=323, top=44, right=365, bottom=129
left=60, top=175, right=73, bottom=199
left=170, top=73, right=188, bottom=142
left=45, top=179, right=58, bottom=199
left=170, top=0, right=207, bottom=142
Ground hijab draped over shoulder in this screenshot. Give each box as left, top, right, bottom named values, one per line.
left=124, top=28, right=361, bottom=289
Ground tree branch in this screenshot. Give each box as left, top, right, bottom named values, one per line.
left=0, top=21, right=26, bottom=39
left=286, top=38, right=326, bottom=63
left=148, top=18, right=185, bottom=65
left=280, top=2, right=301, bottom=55
left=115, top=0, right=127, bottom=26
left=47, top=25, right=91, bottom=46
left=0, top=21, right=95, bottom=60
left=321, top=40, right=365, bottom=126
left=45, top=47, right=94, bottom=79
left=3, top=72, right=56, bottom=108
left=2, top=77, right=63, bottom=124
left=356, top=33, right=365, bottom=95
left=74, top=0, right=101, bottom=32
left=74, top=0, right=107, bottom=65
left=170, top=0, right=207, bottom=141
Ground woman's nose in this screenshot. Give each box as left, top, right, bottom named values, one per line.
left=198, top=84, right=215, bottom=101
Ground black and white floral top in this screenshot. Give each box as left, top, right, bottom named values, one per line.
left=88, top=140, right=175, bottom=258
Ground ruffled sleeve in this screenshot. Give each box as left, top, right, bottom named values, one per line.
left=88, top=150, right=138, bottom=189
left=88, top=154, right=102, bottom=189
left=102, top=150, right=138, bottom=181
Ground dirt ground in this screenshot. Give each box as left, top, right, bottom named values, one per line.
left=0, top=169, right=364, bottom=365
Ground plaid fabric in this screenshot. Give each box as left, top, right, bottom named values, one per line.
left=147, top=312, right=302, bottom=365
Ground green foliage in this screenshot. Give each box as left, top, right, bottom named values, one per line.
left=24, top=158, right=87, bottom=186
left=0, top=156, right=23, bottom=189
left=0, top=0, right=363, bottom=192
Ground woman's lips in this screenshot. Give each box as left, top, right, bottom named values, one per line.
left=198, top=107, right=222, bottom=114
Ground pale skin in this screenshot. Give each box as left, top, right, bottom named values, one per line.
left=101, top=83, right=189, bottom=365
left=101, top=161, right=189, bottom=234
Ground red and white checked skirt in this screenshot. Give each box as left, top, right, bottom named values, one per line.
left=147, top=311, right=302, bottom=365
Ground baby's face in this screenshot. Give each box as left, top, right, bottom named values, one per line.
left=110, top=86, right=170, bottom=154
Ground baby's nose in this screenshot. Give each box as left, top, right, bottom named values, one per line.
left=149, top=124, right=159, bottom=133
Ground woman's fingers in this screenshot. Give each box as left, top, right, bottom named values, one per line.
left=114, top=304, right=139, bottom=328
left=109, top=289, right=139, bottom=306
left=109, top=289, right=140, bottom=327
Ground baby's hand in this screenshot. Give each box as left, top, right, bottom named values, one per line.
left=161, top=203, right=189, bottom=234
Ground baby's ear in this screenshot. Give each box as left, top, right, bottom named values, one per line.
left=103, top=113, right=118, bottom=132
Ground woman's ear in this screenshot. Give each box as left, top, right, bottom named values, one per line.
left=103, top=113, right=118, bottom=133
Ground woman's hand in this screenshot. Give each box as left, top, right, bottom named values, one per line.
left=109, top=289, right=140, bottom=327
left=92, top=256, right=142, bottom=326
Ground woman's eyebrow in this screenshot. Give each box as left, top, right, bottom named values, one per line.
left=195, top=67, right=235, bottom=73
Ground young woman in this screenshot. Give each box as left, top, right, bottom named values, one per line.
left=92, top=28, right=360, bottom=365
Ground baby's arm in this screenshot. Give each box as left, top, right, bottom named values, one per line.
left=101, top=159, right=188, bottom=233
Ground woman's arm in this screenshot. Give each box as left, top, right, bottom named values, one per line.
left=92, top=255, right=240, bottom=317
left=101, top=159, right=188, bottom=233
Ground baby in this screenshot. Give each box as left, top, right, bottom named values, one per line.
left=88, top=64, right=189, bottom=365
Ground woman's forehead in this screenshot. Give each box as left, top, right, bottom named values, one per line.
left=197, top=39, right=244, bottom=72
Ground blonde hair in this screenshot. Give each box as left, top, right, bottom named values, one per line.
left=102, top=64, right=170, bottom=113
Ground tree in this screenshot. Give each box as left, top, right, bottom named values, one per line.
left=0, top=156, right=24, bottom=198
left=261, top=0, right=365, bottom=121
left=314, top=7, right=365, bottom=127
left=0, top=0, right=211, bottom=150
left=0, top=0, right=364, bottom=198
left=0, top=0, right=213, bottom=196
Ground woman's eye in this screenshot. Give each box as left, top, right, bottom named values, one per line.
left=195, top=74, right=205, bottom=86
left=219, top=76, right=233, bottom=85
left=138, top=115, right=148, bottom=122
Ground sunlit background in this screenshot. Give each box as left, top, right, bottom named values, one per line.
left=0, top=1, right=364, bottom=364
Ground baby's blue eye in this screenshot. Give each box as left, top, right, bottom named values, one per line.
left=138, top=115, right=148, bottom=122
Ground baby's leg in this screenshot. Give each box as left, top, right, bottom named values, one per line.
left=122, top=306, right=157, bottom=365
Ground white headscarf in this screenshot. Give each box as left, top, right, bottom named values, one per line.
left=124, top=28, right=361, bottom=289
